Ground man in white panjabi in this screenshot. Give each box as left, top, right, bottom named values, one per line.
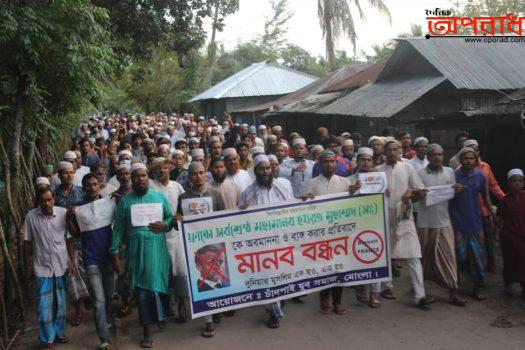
left=376, top=140, right=435, bottom=307
left=223, top=148, right=252, bottom=192
left=280, top=138, right=315, bottom=198
left=239, top=155, right=294, bottom=329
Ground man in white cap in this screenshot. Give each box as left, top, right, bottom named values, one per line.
left=54, top=161, right=85, bottom=209
left=239, top=155, right=294, bottom=329
left=341, top=139, right=356, bottom=169
left=176, top=149, right=213, bottom=190
left=223, top=148, right=252, bottom=192
left=463, top=139, right=505, bottom=272
left=108, top=151, right=133, bottom=189
left=498, top=168, right=525, bottom=297
left=376, top=140, right=435, bottom=307
left=248, top=126, right=264, bottom=148
left=111, top=163, right=174, bottom=348
left=176, top=162, right=227, bottom=337
left=247, top=146, right=265, bottom=180
left=169, top=150, right=187, bottom=181
left=408, top=137, right=429, bottom=171
left=280, top=138, right=314, bottom=198
left=271, top=125, right=289, bottom=150
left=50, top=151, right=84, bottom=191
left=258, top=125, right=268, bottom=140
left=416, top=144, right=466, bottom=306
left=368, top=136, right=386, bottom=166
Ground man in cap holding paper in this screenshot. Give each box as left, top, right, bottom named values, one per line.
left=239, top=154, right=293, bottom=329
left=110, top=163, right=174, bottom=348
left=416, top=144, right=466, bottom=306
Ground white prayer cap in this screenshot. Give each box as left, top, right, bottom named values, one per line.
left=357, top=147, right=373, bottom=157
left=258, top=125, right=267, bottom=130
left=267, top=134, right=277, bottom=141
left=153, top=157, right=167, bottom=164
left=271, top=125, right=282, bottom=132
left=309, top=144, right=324, bottom=154
left=188, top=161, right=204, bottom=173
left=282, top=143, right=289, bottom=150
left=211, top=127, right=219, bottom=133
left=110, top=128, right=116, bottom=133
left=130, top=163, right=147, bottom=174
left=35, top=177, right=50, bottom=186
left=507, top=168, right=524, bottom=179
left=191, top=148, right=204, bottom=158
left=292, top=138, right=306, bottom=147
left=143, top=138, right=154, bottom=144
left=158, top=144, right=170, bottom=151
left=208, top=136, right=220, bottom=144
left=251, top=146, right=264, bottom=155
left=118, top=150, right=132, bottom=158
left=63, top=151, right=77, bottom=160
left=253, top=155, right=270, bottom=167
left=222, top=147, right=238, bottom=158
left=368, top=136, right=383, bottom=145
left=341, top=132, right=351, bottom=138
left=58, top=161, right=73, bottom=171
left=427, top=143, right=443, bottom=154
left=171, top=149, right=184, bottom=156
left=464, top=139, right=478, bottom=148
left=240, top=123, right=248, bottom=128
left=268, top=154, right=278, bottom=162
left=189, top=137, right=200, bottom=143
left=413, top=136, right=429, bottom=145
left=342, top=139, right=354, bottom=147
left=162, top=135, right=171, bottom=141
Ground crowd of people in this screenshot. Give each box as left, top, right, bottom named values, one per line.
left=25, top=112, right=525, bottom=349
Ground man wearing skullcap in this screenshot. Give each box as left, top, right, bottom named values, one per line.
left=169, top=150, right=186, bottom=182
left=280, top=138, right=314, bottom=198
left=448, top=131, right=470, bottom=170
left=368, top=136, right=386, bottom=166
left=463, top=139, right=505, bottom=272
left=376, top=140, right=434, bottom=307
left=54, top=162, right=85, bottom=210
left=223, top=148, right=252, bottom=192
left=449, top=147, right=493, bottom=300
left=408, top=137, right=429, bottom=171
left=309, top=145, right=324, bottom=161
left=248, top=126, right=264, bottom=148
left=416, top=144, right=466, bottom=306
left=239, top=155, right=294, bottom=329
left=176, top=162, right=226, bottom=337
left=175, top=150, right=213, bottom=191
left=303, top=150, right=357, bottom=315
left=111, top=163, right=174, bottom=348
left=41, top=164, right=54, bottom=181
left=341, top=139, right=356, bottom=169
left=498, top=169, right=525, bottom=297
left=271, top=125, right=289, bottom=151
left=312, top=136, right=351, bottom=178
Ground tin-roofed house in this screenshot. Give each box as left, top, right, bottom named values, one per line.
left=188, top=61, right=316, bottom=125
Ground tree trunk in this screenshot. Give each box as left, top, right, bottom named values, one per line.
left=205, top=3, right=220, bottom=85
left=324, top=0, right=336, bottom=71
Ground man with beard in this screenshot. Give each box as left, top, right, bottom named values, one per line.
left=150, top=158, right=186, bottom=322
left=176, top=162, right=226, bottom=338
left=209, top=157, right=241, bottom=210
left=223, top=148, right=252, bottom=192
left=368, top=136, right=386, bottom=166
left=208, top=138, right=223, bottom=159
left=169, top=150, right=186, bottom=181
left=376, top=140, right=435, bottom=307
left=110, top=163, right=174, bottom=348
left=280, top=138, right=314, bottom=198
left=303, top=151, right=358, bottom=316
left=239, top=155, right=294, bottom=329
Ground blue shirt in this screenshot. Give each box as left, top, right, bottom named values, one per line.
left=54, top=186, right=86, bottom=209
left=449, top=169, right=487, bottom=232
left=75, top=197, right=112, bottom=267
left=81, top=153, right=100, bottom=167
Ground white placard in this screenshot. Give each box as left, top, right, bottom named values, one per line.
left=181, top=197, right=213, bottom=216
left=75, top=197, right=116, bottom=232
left=425, top=185, right=455, bottom=206
left=358, top=172, right=387, bottom=193
left=131, top=203, right=163, bottom=227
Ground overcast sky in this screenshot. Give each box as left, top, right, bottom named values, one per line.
left=205, top=0, right=453, bottom=60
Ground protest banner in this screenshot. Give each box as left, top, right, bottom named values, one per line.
left=179, top=193, right=390, bottom=318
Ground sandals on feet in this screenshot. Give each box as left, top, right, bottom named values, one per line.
left=320, top=298, right=332, bottom=314
left=380, top=289, right=396, bottom=300
left=333, top=304, right=347, bottom=315
left=140, top=339, right=153, bottom=348
left=201, top=323, right=215, bottom=338
left=368, top=292, right=381, bottom=309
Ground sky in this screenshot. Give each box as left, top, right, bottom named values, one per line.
left=204, top=0, right=453, bottom=60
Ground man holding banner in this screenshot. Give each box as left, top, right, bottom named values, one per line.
left=67, top=173, right=115, bottom=350
left=239, top=154, right=294, bottom=329
left=303, top=150, right=360, bottom=315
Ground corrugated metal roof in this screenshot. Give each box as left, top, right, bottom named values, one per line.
left=402, top=38, right=525, bottom=90
left=267, top=92, right=344, bottom=115
left=188, top=61, right=316, bottom=102
left=464, top=87, right=525, bottom=117
left=320, top=61, right=386, bottom=93
left=318, top=76, right=446, bottom=117
left=232, top=64, right=372, bottom=113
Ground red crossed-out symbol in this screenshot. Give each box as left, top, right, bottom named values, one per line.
left=195, top=246, right=229, bottom=288
left=352, top=230, right=384, bottom=264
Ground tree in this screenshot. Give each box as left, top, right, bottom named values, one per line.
left=318, top=0, right=392, bottom=71
left=261, top=0, right=294, bottom=50
left=363, top=24, right=422, bottom=63
left=206, top=0, right=240, bottom=67
left=0, top=0, right=115, bottom=337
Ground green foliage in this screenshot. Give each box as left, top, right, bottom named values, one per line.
left=0, top=0, right=116, bottom=135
